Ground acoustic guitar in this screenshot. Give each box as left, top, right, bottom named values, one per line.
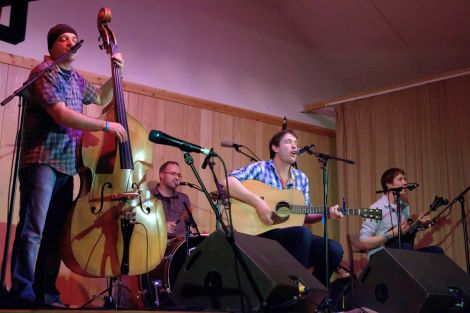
left=230, top=180, right=382, bottom=235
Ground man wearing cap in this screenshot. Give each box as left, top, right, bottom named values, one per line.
left=9, top=24, right=127, bottom=307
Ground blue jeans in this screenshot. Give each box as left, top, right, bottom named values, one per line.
left=260, top=226, right=344, bottom=286
left=10, top=164, right=73, bottom=302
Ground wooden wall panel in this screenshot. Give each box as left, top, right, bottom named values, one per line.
left=0, top=55, right=337, bottom=307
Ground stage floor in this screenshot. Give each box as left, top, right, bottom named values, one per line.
left=0, top=311, right=208, bottom=313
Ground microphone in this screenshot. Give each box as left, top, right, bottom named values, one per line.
left=221, top=141, right=242, bottom=149
left=149, top=130, right=215, bottom=156
left=376, top=183, right=419, bottom=194
left=70, top=39, right=84, bottom=54
left=201, top=150, right=213, bottom=169
left=404, top=183, right=419, bottom=191
left=178, top=181, right=203, bottom=192
left=297, top=144, right=314, bottom=156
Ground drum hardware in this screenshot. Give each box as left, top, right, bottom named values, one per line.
left=138, top=235, right=207, bottom=307
left=151, top=279, right=162, bottom=307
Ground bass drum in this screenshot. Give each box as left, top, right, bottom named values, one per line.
left=139, top=234, right=207, bottom=307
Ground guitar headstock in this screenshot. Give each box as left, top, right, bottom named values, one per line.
left=429, top=196, right=449, bottom=212
left=361, top=208, right=382, bottom=220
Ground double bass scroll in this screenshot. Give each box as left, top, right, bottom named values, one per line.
left=61, top=7, right=166, bottom=277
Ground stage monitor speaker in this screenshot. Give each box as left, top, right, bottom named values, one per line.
left=348, top=248, right=470, bottom=313
left=171, top=229, right=327, bottom=312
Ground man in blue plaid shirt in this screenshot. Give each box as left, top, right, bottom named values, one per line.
left=228, top=129, right=344, bottom=287
left=10, top=24, right=128, bottom=307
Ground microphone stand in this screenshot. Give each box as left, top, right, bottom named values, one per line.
left=394, top=190, right=403, bottom=250
left=375, top=184, right=417, bottom=250
left=430, top=186, right=470, bottom=273
left=182, top=201, right=200, bottom=237
left=182, top=201, right=201, bottom=257
left=233, top=145, right=260, bottom=162
left=451, top=187, right=470, bottom=273
left=183, top=152, right=230, bottom=237
left=204, top=157, right=228, bottom=230
left=309, top=147, right=354, bottom=312
left=458, top=189, right=470, bottom=274
left=0, top=41, right=83, bottom=295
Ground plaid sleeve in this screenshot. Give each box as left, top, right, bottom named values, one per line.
left=82, top=79, right=99, bottom=104
left=302, top=176, right=310, bottom=206
left=33, top=71, right=64, bottom=108
left=229, top=162, right=263, bottom=182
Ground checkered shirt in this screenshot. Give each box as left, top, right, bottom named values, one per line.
left=229, top=159, right=311, bottom=206
left=20, top=56, right=99, bottom=175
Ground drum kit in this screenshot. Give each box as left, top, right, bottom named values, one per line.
left=138, top=234, right=207, bottom=307
left=137, top=190, right=223, bottom=307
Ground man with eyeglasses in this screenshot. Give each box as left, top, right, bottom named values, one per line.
left=154, top=161, right=192, bottom=238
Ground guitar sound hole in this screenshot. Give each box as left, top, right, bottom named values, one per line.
left=275, top=201, right=291, bottom=219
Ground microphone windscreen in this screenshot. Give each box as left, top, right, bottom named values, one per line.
left=406, top=183, right=419, bottom=191
left=221, top=141, right=234, bottom=147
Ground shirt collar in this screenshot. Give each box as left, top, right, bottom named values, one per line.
left=268, top=159, right=299, bottom=182
left=154, top=184, right=179, bottom=199
left=43, top=55, right=77, bottom=77
left=380, top=194, right=406, bottom=211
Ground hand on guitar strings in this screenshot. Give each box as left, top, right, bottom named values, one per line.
left=254, top=197, right=274, bottom=225
left=329, top=204, right=343, bottom=220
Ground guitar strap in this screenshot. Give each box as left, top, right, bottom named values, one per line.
left=274, top=166, right=291, bottom=189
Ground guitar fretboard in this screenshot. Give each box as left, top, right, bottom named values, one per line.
left=291, top=205, right=365, bottom=216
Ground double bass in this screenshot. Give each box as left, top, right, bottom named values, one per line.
left=61, top=8, right=166, bottom=277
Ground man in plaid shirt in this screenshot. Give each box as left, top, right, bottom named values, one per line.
left=10, top=24, right=127, bottom=307
left=228, top=129, right=344, bottom=287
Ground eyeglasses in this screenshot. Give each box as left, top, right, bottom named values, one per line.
left=163, top=171, right=182, bottom=178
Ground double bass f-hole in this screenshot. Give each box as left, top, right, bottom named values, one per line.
left=131, top=183, right=151, bottom=214
left=91, top=181, right=112, bottom=214
left=91, top=182, right=150, bottom=215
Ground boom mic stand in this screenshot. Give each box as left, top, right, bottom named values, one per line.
left=223, top=143, right=261, bottom=162
left=392, top=189, right=403, bottom=250
left=375, top=183, right=419, bottom=250
left=202, top=155, right=228, bottom=230
left=234, top=145, right=260, bottom=162
left=439, top=186, right=470, bottom=273
left=182, top=201, right=201, bottom=257
left=308, top=145, right=354, bottom=312
left=0, top=41, right=83, bottom=295
left=456, top=187, right=470, bottom=273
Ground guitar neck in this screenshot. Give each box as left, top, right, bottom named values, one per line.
left=291, top=205, right=364, bottom=216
